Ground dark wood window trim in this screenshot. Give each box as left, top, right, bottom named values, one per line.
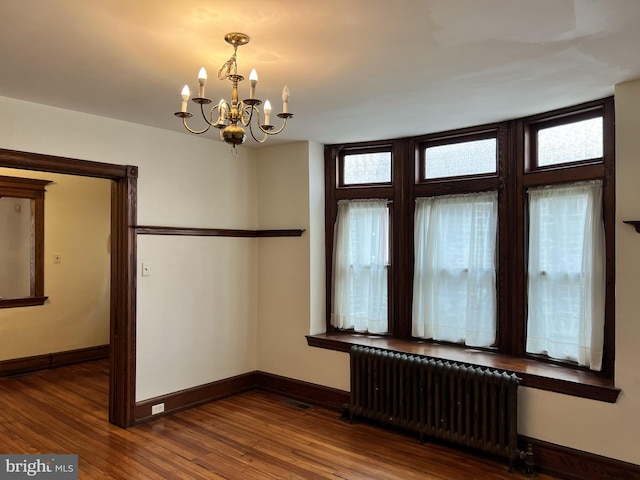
left=323, top=97, right=616, bottom=402
left=0, top=175, right=52, bottom=308
left=0, top=296, right=48, bottom=308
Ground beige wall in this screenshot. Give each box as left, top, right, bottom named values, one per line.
left=0, top=168, right=111, bottom=360
left=256, top=142, right=349, bottom=388
left=136, top=234, right=258, bottom=400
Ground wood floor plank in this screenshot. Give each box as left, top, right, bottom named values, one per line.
left=0, top=360, right=560, bottom=479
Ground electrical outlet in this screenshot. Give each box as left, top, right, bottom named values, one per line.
left=151, top=403, right=164, bottom=415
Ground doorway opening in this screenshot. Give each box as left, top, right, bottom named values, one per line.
left=0, top=148, right=137, bottom=427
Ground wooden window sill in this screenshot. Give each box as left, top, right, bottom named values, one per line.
left=0, top=296, right=48, bottom=309
left=306, top=333, right=620, bottom=403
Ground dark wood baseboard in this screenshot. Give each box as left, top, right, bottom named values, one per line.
left=254, top=371, right=350, bottom=411
left=0, top=344, right=109, bottom=378
left=134, top=371, right=350, bottom=425
left=134, top=372, right=257, bottom=424
left=134, top=369, right=639, bottom=479
left=521, top=436, right=640, bottom=480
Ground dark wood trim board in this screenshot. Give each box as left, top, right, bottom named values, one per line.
left=0, top=345, right=109, bottom=378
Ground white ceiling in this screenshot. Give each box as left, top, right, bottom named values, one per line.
left=1, top=0, right=639, bottom=148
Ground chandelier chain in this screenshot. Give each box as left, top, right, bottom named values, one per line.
left=218, top=46, right=239, bottom=81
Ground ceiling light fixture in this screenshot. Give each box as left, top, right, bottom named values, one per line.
left=174, top=32, right=293, bottom=154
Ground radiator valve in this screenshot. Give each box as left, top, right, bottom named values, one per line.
left=519, top=443, right=536, bottom=477
left=340, top=403, right=351, bottom=422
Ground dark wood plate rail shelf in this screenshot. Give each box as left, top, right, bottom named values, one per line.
left=623, top=220, right=640, bottom=233
left=135, top=225, right=305, bottom=238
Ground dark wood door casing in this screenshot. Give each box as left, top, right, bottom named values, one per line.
left=0, top=147, right=137, bottom=428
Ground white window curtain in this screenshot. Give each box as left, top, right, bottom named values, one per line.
left=331, top=199, right=389, bottom=333
left=412, top=191, right=498, bottom=346
left=526, top=180, right=605, bottom=370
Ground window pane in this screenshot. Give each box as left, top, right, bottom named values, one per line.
left=526, top=181, right=605, bottom=370
left=412, top=192, right=497, bottom=347
left=331, top=200, right=389, bottom=333
left=537, top=117, right=603, bottom=166
left=343, top=152, right=391, bottom=185
left=424, top=138, right=496, bottom=179
left=0, top=197, right=32, bottom=299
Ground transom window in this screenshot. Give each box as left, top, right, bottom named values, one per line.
left=325, top=97, right=614, bottom=379
left=339, top=149, right=392, bottom=186
left=422, top=137, right=497, bottom=180
left=536, top=116, right=603, bottom=167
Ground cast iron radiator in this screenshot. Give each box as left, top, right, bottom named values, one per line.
left=348, top=345, right=521, bottom=469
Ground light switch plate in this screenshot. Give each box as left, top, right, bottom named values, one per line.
left=141, top=262, right=151, bottom=276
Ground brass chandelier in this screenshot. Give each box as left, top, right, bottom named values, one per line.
left=174, top=32, right=293, bottom=153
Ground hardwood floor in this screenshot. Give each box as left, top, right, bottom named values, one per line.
left=0, top=360, right=560, bottom=479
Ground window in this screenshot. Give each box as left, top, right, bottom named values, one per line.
left=413, top=192, right=498, bottom=346
left=325, top=97, right=614, bottom=380
left=331, top=199, right=389, bottom=333
left=0, top=175, right=51, bottom=308
left=536, top=116, right=603, bottom=167
left=526, top=181, right=605, bottom=370
left=340, top=150, right=392, bottom=186
left=342, top=153, right=391, bottom=185
left=422, top=137, right=497, bottom=179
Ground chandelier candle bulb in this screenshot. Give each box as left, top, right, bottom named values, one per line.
left=198, top=67, right=207, bottom=98
left=249, top=69, right=258, bottom=99
left=282, top=85, right=290, bottom=113
left=264, top=100, right=272, bottom=125
left=180, top=85, right=190, bottom=112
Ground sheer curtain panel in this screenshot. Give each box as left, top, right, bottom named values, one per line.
left=412, top=192, right=498, bottom=346
left=526, top=181, right=605, bottom=370
left=331, top=199, right=389, bottom=333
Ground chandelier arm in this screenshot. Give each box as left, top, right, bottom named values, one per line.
left=182, top=116, right=212, bottom=135
left=255, top=116, right=291, bottom=136
left=199, top=102, right=223, bottom=127
left=247, top=121, right=270, bottom=143
left=247, top=113, right=291, bottom=143
left=239, top=103, right=256, bottom=127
